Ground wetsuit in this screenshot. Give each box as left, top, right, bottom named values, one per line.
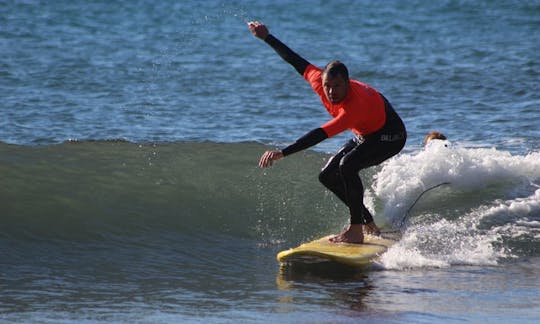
left=265, top=34, right=407, bottom=225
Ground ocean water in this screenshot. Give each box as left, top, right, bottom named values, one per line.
left=1, top=0, right=539, bottom=323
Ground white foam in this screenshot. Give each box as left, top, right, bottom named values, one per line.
left=380, top=215, right=508, bottom=270
left=481, top=188, right=540, bottom=217
left=372, top=143, right=540, bottom=222
left=484, top=189, right=540, bottom=240
left=374, top=145, right=540, bottom=269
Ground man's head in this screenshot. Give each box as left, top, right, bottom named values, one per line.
left=322, top=60, right=349, bottom=104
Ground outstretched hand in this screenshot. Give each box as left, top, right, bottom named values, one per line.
left=248, top=21, right=269, bottom=40
left=258, top=150, right=283, bottom=168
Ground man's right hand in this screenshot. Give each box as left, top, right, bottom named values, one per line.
left=248, top=21, right=269, bottom=40
left=258, top=150, right=283, bottom=168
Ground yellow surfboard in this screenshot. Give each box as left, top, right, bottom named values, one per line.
left=277, top=234, right=397, bottom=267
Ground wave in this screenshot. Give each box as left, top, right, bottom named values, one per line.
left=1, top=140, right=539, bottom=267
left=375, top=140, right=540, bottom=269
left=0, top=140, right=338, bottom=243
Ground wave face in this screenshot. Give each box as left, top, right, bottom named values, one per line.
left=1, top=140, right=539, bottom=269
left=0, top=141, right=339, bottom=243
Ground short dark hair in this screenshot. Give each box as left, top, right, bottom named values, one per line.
left=323, top=60, right=349, bottom=81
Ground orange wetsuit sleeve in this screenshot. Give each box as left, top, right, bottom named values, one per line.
left=320, top=110, right=353, bottom=138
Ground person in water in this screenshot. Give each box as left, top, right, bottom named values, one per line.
left=423, top=131, right=447, bottom=146
left=249, top=21, right=407, bottom=244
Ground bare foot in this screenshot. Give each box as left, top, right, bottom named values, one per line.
left=363, top=222, right=381, bottom=236
left=329, top=224, right=364, bottom=244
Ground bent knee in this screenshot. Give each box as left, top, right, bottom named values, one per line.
left=319, top=168, right=340, bottom=187
left=318, top=169, right=331, bottom=185
left=338, top=159, right=361, bottom=177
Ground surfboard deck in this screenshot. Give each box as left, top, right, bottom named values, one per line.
left=277, top=234, right=397, bottom=267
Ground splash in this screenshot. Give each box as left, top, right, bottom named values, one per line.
left=372, top=141, right=540, bottom=223
left=373, top=143, right=540, bottom=269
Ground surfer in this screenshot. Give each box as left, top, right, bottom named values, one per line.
left=249, top=21, right=406, bottom=244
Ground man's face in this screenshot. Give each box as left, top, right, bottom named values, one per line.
left=322, top=73, right=349, bottom=104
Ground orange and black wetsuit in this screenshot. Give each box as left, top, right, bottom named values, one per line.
left=264, top=34, right=407, bottom=225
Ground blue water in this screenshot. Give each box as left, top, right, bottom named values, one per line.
left=2, top=0, right=538, bottom=152
left=1, top=0, right=539, bottom=323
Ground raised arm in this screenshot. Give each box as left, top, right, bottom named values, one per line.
left=248, top=21, right=310, bottom=76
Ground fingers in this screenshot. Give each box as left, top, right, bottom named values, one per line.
left=258, top=151, right=273, bottom=168
left=247, top=21, right=258, bottom=34
left=258, top=151, right=268, bottom=168
left=247, top=21, right=268, bottom=39
left=248, top=21, right=263, bottom=28
left=258, top=150, right=282, bottom=168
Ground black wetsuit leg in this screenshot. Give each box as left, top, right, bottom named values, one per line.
left=319, top=96, right=407, bottom=224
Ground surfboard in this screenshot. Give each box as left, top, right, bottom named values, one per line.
left=277, top=234, right=397, bottom=267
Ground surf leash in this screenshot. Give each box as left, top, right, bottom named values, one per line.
left=398, top=182, right=451, bottom=229
left=378, top=182, right=451, bottom=235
